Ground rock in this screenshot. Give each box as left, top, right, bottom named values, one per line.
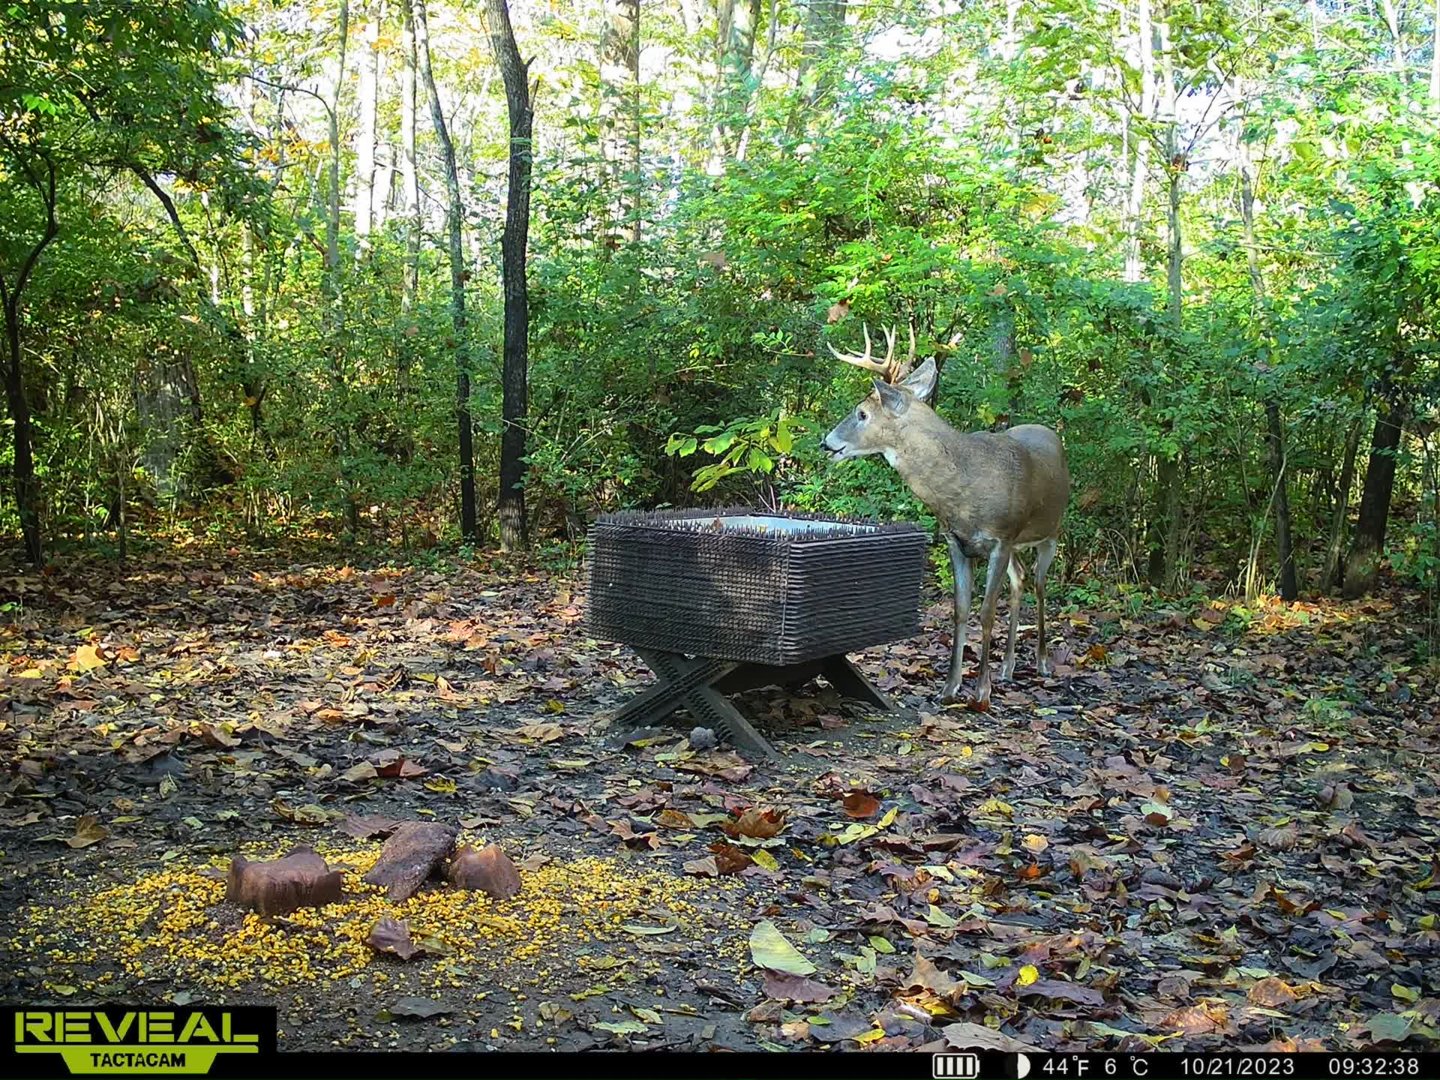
left=447, top=844, right=521, bottom=899
left=688, top=726, right=718, bottom=751
left=226, top=846, right=343, bottom=915
left=363, top=821, right=458, bottom=900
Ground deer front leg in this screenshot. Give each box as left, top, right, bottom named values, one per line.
left=1033, top=537, right=1058, bottom=676
left=972, top=543, right=1012, bottom=708
left=1000, top=553, right=1024, bottom=681
left=939, top=534, right=973, bottom=705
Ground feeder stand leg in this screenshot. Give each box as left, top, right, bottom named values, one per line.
left=614, top=650, right=779, bottom=759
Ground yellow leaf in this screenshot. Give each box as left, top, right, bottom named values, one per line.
left=1017, top=964, right=1039, bottom=988
left=977, top=798, right=1014, bottom=819
left=877, top=806, right=898, bottom=828
left=70, top=645, right=106, bottom=672
left=855, top=1027, right=887, bottom=1044
left=751, top=849, right=779, bottom=871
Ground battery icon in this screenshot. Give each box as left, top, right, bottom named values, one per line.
left=932, top=1053, right=981, bottom=1078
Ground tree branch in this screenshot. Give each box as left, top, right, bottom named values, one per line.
left=132, top=165, right=202, bottom=270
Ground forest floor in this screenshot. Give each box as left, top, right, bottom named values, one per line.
left=1, top=547, right=1438, bottom=1054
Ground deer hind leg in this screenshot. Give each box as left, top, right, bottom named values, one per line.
left=972, top=543, right=1012, bottom=708
left=1033, top=536, right=1058, bottom=677
left=940, top=534, right=974, bottom=704
left=1000, top=553, right=1025, bottom=681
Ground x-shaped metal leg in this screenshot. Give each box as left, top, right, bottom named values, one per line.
left=612, top=650, right=895, bottom=760
left=613, top=650, right=778, bottom=758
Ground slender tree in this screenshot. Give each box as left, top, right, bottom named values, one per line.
left=413, top=0, right=478, bottom=543
left=486, top=0, right=534, bottom=551
left=599, top=0, right=640, bottom=245
left=353, top=0, right=381, bottom=257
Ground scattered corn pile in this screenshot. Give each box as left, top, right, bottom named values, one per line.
left=11, top=841, right=749, bottom=999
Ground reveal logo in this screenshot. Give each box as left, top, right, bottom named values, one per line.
left=4, top=1006, right=275, bottom=1076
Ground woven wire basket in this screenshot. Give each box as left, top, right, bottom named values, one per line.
left=587, top=508, right=927, bottom=666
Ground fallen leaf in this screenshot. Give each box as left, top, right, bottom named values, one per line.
left=388, top=997, right=451, bottom=1020
left=1248, top=977, right=1299, bottom=1008
left=750, top=920, right=816, bottom=976
left=65, top=815, right=109, bottom=849
left=724, top=806, right=785, bottom=839
left=762, top=972, right=835, bottom=1004
left=842, top=792, right=881, bottom=819
left=367, top=917, right=421, bottom=960
left=70, top=644, right=106, bottom=672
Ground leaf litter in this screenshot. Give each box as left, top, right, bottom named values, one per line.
left=0, top=555, right=1436, bottom=1052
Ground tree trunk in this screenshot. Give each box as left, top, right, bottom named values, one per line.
left=1238, top=123, right=1296, bottom=600
left=414, top=0, right=477, bottom=544
left=1432, top=0, right=1440, bottom=111
left=0, top=161, right=58, bottom=565
left=3, top=300, right=42, bottom=564
left=353, top=0, right=381, bottom=256
left=1122, top=0, right=1154, bottom=283
left=795, top=0, right=845, bottom=112
left=328, top=0, right=358, bottom=539
left=400, top=0, right=421, bottom=393
left=1343, top=388, right=1406, bottom=598
left=1148, top=9, right=1186, bottom=592
left=599, top=0, right=640, bottom=246
left=327, top=0, right=349, bottom=300
left=487, top=0, right=533, bottom=552
left=708, top=0, right=760, bottom=171
left=1323, top=413, right=1363, bottom=591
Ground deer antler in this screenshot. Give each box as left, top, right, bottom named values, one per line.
left=827, top=323, right=905, bottom=382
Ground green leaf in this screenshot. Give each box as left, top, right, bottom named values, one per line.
left=749, top=919, right=816, bottom=976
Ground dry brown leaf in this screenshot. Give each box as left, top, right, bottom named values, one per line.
left=1248, top=977, right=1300, bottom=1008
left=841, top=792, right=881, bottom=819
left=724, top=806, right=786, bottom=839
left=366, top=917, right=421, bottom=960
left=66, top=814, right=108, bottom=849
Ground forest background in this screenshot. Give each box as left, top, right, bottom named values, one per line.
left=1, top=0, right=1438, bottom=653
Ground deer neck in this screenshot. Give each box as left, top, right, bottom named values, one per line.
left=885, top=408, right=987, bottom=520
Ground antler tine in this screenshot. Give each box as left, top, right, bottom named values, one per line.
left=826, top=322, right=894, bottom=374
left=893, top=321, right=916, bottom=380
left=880, top=325, right=900, bottom=382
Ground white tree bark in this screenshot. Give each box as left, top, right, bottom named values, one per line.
left=353, top=0, right=380, bottom=255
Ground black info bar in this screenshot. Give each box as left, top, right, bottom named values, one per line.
left=3, top=1049, right=1435, bottom=1079
left=131, top=1051, right=1439, bottom=1079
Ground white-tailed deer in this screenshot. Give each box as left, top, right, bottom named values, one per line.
left=822, top=324, right=1070, bottom=708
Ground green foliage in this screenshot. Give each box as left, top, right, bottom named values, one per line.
left=665, top=411, right=806, bottom=493
left=0, top=0, right=1435, bottom=631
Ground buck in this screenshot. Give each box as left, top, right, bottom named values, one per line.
left=821, top=325, right=1070, bottom=708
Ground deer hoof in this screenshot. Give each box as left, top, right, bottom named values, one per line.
left=939, top=687, right=965, bottom=707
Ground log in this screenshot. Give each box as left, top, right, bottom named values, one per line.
left=363, top=821, right=457, bottom=900
left=226, top=847, right=344, bottom=915
left=447, top=843, right=521, bottom=899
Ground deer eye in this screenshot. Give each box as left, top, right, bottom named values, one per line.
left=858, top=408, right=870, bottom=422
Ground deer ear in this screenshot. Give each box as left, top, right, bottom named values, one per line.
left=901, top=356, right=938, bottom=401
left=873, top=378, right=910, bottom=417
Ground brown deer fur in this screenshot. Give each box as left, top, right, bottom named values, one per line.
left=823, top=348, right=1069, bottom=707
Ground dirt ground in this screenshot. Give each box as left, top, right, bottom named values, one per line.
left=1, top=551, right=1438, bottom=1053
